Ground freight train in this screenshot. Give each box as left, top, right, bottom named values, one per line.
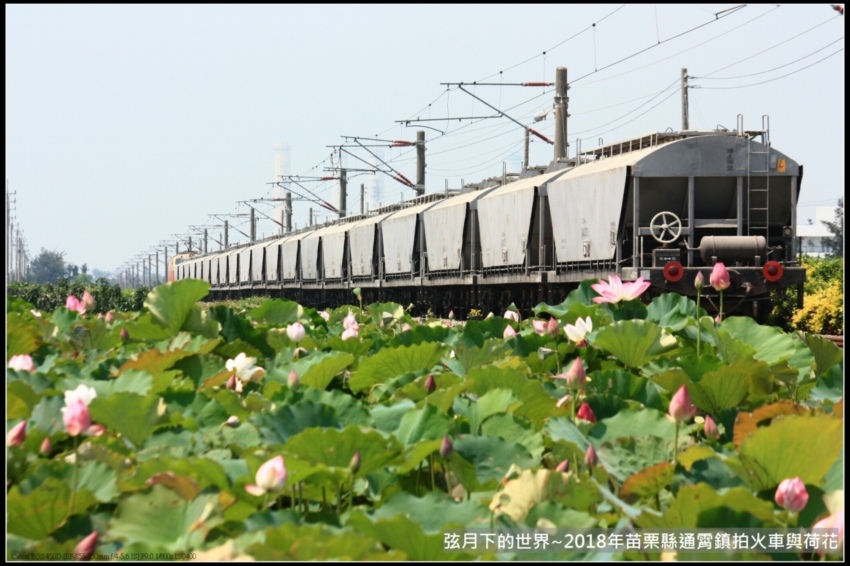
left=172, top=113, right=805, bottom=321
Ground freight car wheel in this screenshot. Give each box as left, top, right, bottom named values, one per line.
left=649, top=211, right=683, bottom=244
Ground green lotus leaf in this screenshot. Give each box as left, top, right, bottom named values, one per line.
left=109, top=485, right=222, bottom=552
left=799, top=332, right=843, bottom=378
left=6, top=311, right=42, bottom=356
left=248, top=522, right=398, bottom=561
left=635, top=483, right=775, bottom=528
left=481, top=414, right=545, bottom=460
left=370, top=491, right=491, bottom=533
left=89, top=392, right=163, bottom=448
left=249, top=298, right=304, bottom=325
left=349, top=342, right=446, bottom=394
left=646, top=292, right=703, bottom=331
left=7, top=478, right=97, bottom=539
left=594, top=320, right=677, bottom=368
left=533, top=279, right=600, bottom=316
left=7, top=380, right=39, bottom=420
left=283, top=425, right=403, bottom=476
left=347, top=509, right=474, bottom=561
left=729, top=414, right=843, bottom=491
left=720, top=316, right=815, bottom=381
left=453, top=388, right=518, bottom=435
left=256, top=401, right=342, bottom=444
left=144, top=279, right=210, bottom=334
left=393, top=403, right=452, bottom=446
left=301, top=352, right=355, bottom=390
left=590, top=407, right=675, bottom=444
left=454, top=435, right=536, bottom=485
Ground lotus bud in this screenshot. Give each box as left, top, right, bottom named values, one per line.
left=62, top=399, right=91, bottom=437
left=319, top=310, right=331, bottom=321
left=105, top=311, right=115, bottom=324
left=7, top=420, right=27, bottom=447
left=74, top=531, right=98, bottom=561
left=532, top=319, right=547, bottom=336
left=555, top=459, right=569, bottom=473
left=225, top=416, right=240, bottom=428
left=8, top=354, right=36, bottom=373
left=585, top=444, right=598, bottom=468
left=440, top=435, right=454, bottom=460
left=448, top=310, right=455, bottom=320
left=715, top=314, right=722, bottom=324
left=577, top=402, right=597, bottom=423
left=286, top=322, right=306, bottom=343
left=709, top=262, right=730, bottom=292
left=349, top=451, right=361, bottom=474
left=352, top=287, right=362, bottom=298
left=402, top=322, right=412, bottom=332
left=694, top=271, right=705, bottom=291
left=66, top=295, right=84, bottom=314
left=424, top=374, right=436, bottom=394
left=811, top=511, right=844, bottom=556
left=120, top=327, right=130, bottom=341
left=775, top=477, right=809, bottom=513
left=81, top=290, right=95, bottom=311
left=503, top=325, right=517, bottom=339
left=547, top=317, right=560, bottom=337
left=40, top=436, right=52, bottom=455
left=288, top=370, right=299, bottom=389
left=564, top=357, right=587, bottom=390
left=556, top=394, right=571, bottom=408
left=504, top=309, right=520, bottom=322
left=342, top=325, right=359, bottom=341
left=669, top=385, right=696, bottom=424
left=704, top=414, right=720, bottom=440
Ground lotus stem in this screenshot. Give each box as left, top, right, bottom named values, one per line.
left=67, top=436, right=79, bottom=520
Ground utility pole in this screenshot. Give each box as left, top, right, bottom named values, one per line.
left=250, top=207, right=256, bottom=241
left=204, top=229, right=208, bottom=253
left=523, top=128, right=530, bottom=172
left=553, top=66, right=569, bottom=162
left=339, top=169, right=347, bottom=219
left=415, top=130, right=425, bottom=196
left=360, top=184, right=365, bottom=215
left=285, top=191, right=292, bottom=233
left=224, top=221, right=229, bottom=248
left=681, top=68, right=689, bottom=131
left=163, top=245, right=169, bottom=283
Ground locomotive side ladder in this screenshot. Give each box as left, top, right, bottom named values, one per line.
left=743, top=114, right=771, bottom=241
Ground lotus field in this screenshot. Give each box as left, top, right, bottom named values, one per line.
left=5, top=268, right=844, bottom=561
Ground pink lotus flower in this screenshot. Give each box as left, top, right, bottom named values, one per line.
left=590, top=275, right=650, bottom=304
left=226, top=353, right=265, bottom=386
left=64, top=384, right=97, bottom=408
left=402, top=322, right=412, bottom=332
left=546, top=317, right=560, bottom=337
left=288, top=370, right=299, bottom=388
left=286, top=322, right=306, bottom=343
left=555, top=357, right=587, bottom=390
left=812, top=509, right=844, bottom=555
left=564, top=316, right=593, bottom=347
left=694, top=271, right=705, bottom=291
left=245, top=455, right=287, bottom=496
left=74, top=531, right=98, bottom=561
left=775, top=477, right=809, bottom=513
left=503, top=325, right=517, bottom=339
left=65, top=295, right=86, bottom=314
left=709, top=262, right=730, bottom=292
left=585, top=444, right=598, bottom=468
left=555, top=460, right=569, bottom=473
left=85, top=424, right=106, bottom=437
left=503, top=310, right=520, bottom=322
left=704, top=414, right=720, bottom=440
left=7, top=420, right=27, bottom=446
left=532, top=319, right=547, bottom=336
left=8, top=354, right=36, bottom=372
left=342, top=324, right=360, bottom=341
left=319, top=310, right=331, bottom=322
left=105, top=311, right=115, bottom=324
left=577, top=402, right=597, bottom=423
left=40, top=436, right=52, bottom=455
left=343, top=311, right=358, bottom=330
left=62, top=399, right=91, bottom=437
left=669, top=385, right=696, bottom=423
left=81, top=290, right=95, bottom=311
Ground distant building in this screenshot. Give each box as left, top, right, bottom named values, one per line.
left=797, top=206, right=836, bottom=257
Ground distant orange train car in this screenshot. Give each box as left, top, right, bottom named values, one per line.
left=167, top=252, right=197, bottom=282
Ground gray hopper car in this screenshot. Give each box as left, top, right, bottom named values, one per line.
left=175, top=122, right=805, bottom=321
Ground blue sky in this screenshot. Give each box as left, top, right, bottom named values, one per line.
left=6, top=4, right=845, bottom=275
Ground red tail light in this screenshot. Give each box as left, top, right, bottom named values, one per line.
left=663, top=261, right=685, bottom=282
left=763, top=261, right=784, bottom=282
